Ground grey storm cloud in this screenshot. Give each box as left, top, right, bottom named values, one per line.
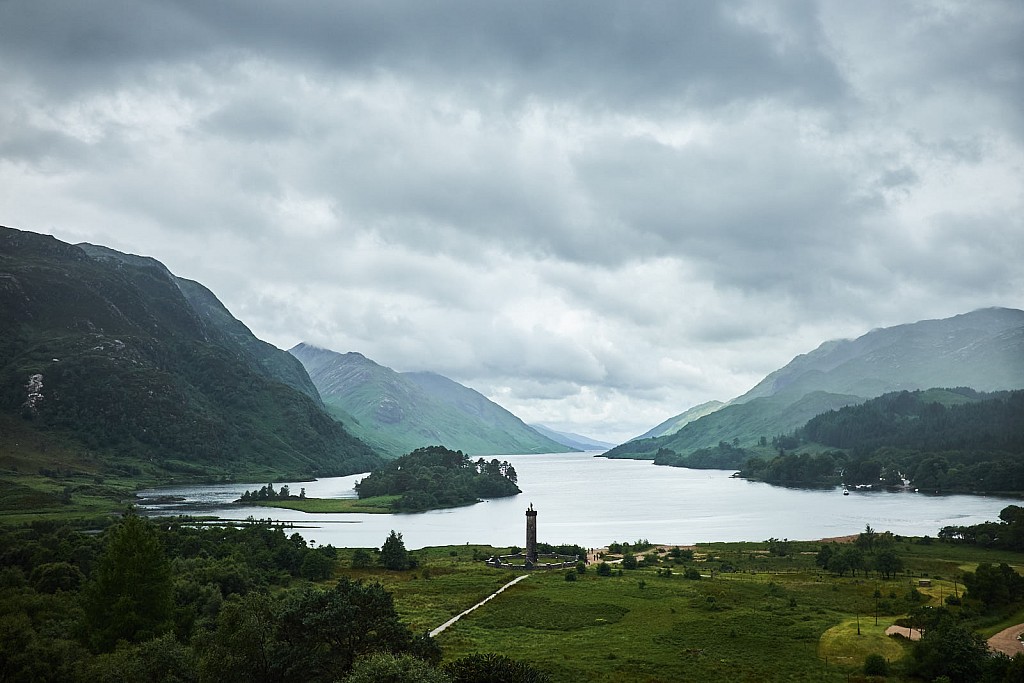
left=1, top=0, right=1022, bottom=442
left=1, top=2, right=846, bottom=106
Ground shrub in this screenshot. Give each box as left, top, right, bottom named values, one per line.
left=596, top=562, right=612, bottom=577
left=564, top=570, right=577, bottom=582
left=864, top=653, right=889, bottom=676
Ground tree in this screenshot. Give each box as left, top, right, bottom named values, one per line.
left=874, top=548, right=904, bottom=580
left=863, top=653, right=889, bottom=676
left=380, top=530, right=410, bottom=571
left=856, top=524, right=877, bottom=552
left=344, top=653, right=450, bottom=683
left=911, top=616, right=989, bottom=682
left=82, top=511, right=174, bottom=652
left=301, top=548, right=335, bottom=580
left=963, top=562, right=1024, bottom=609
left=351, top=548, right=373, bottom=569
left=275, top=578, right=438, bottom=680
left=445, top=653, right=550, bottom=683
left=84, top=632, right=198, bottom=683
left=199, top=592, right=282, bottom=683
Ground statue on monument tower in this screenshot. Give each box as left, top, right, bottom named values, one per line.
left=525, top=503, right=538, bottom=564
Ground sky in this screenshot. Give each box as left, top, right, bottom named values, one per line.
left=2, top=1, right=1022, bottom=443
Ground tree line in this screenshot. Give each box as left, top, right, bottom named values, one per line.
left=657, top=389, right=1024, bottom=493
left=238, top=483, right=307, bottom=501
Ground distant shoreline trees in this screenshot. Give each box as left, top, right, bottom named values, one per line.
left=238, top=483, right=306, bottom=502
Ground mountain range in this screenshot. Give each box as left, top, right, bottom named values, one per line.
left=529, top=424, right=615, bottom=451
left=606, top=307, right=1024, bottom=460
left=290, top=343, right=574, bottom=457
left=0, top=226, right=379, bottom=482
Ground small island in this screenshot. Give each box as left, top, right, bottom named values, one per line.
left=236, top=445, right=521, bottom=513
left=355, top=445, right=521, bottom=512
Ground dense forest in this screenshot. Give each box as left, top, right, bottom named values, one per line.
left=800, top=388, right=1023, bottom=455
left=655, top=389, right=1024, bottom=493
left=354, top=446, right=521, bottom=512
left=0, top=511, right=551, bottom=682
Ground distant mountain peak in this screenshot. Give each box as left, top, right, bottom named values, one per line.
left=607, top=307, right=1024, bottom=460
left=290, top=343, right=574, bottom=457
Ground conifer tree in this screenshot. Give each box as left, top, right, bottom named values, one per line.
left=83, top=510, right=173, bottom=651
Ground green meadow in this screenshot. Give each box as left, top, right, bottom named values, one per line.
left=334, top=539, right=1024, bottom=682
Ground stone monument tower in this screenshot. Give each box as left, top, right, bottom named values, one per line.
left=525, top=503, right=538, bottom=564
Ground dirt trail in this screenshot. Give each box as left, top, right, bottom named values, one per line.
left=988, top=624, right=1024, bottom=657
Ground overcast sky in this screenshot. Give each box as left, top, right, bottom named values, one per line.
left=2, top=1, right=1022, bottom=443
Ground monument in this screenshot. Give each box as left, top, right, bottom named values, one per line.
left=485, top=504, right=576, bottom=570
left=525, top=503, right=538, bottom=564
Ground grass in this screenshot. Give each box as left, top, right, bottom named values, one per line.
left=320, top=538, right=1024, bottom=682
left=252, top=495, right=400, bottom=514
left=818, top=618, right=907, bottom=668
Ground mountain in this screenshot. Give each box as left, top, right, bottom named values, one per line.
left=0, top=226, right=380, bottom=483
left=606, top=308, right=1024, bottom=460
left=632, top=400, right=725, bottom=440
left=290, top=343, right=574, bottom=458
left=529, top=424, right=615, bottom=451
left=78, top=244, right=324, bottom=407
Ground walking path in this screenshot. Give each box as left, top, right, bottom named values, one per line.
left=988, top=623, right=1024, bottom=657
left=429, top=574, right=530, bottom=637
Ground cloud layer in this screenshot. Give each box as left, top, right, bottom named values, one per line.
left=2, top=1, right=1022, bottom=442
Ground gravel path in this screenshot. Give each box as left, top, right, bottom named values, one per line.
left=429, top=574, right=530, bottom=637
left=988, top=624, right=1024, bottom=657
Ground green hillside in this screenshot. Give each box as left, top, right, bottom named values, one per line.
left=607, top=308, right=1024, bottom=460
left=291, top=343, right=574, bottom=458
left=740, top=388, right=1024, bottom=492
left=79, top=244, right=325, bottom=406
left=0, top=226, right=380, bottom=495
left=632, top=400, right=725, bottom=440
left=607, top=391, right=865, bottom=460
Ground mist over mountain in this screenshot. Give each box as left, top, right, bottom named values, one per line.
left=0, top=226, right=379, bottom=481
left=632, top=400, right=726, bottom=441
left=607, top=308, right=1024, bottom=460
left=529, top=424, right=615, bottom=451
left=290, top=343, right=573, bottom=458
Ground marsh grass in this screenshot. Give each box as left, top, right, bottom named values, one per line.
left=252, top=495, right=400, bottom=514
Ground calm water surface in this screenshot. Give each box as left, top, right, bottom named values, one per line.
left=137, top=452, right=1019, bottom=549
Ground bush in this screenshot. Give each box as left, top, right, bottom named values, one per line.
left=596, top=562, right=612, bottom=577
left=445, top=653, right=550, bottom=683
left=351, top=548, right=373, bottom=569
left=864, top=653, right=889, bottom=676
left=564, top=570, right=577, bottom=582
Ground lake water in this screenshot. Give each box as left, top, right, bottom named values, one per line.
left=137, top=451, right=1020, bottom=550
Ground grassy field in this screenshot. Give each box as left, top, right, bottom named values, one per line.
left=327, top=539, right=1024, bottom=682
left=251, top=495, right=400, bottom=514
